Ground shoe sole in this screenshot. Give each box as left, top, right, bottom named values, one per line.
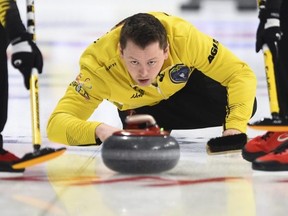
left=248, top=125, right=288, bottom=132
left=252, top=161, right=288, bottom=171
left=0, top=162, right=25, bottom=177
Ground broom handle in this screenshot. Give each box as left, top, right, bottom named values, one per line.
left=262, top=44, right=280, bottom=117
left=26, top=0, right=41, bottom=150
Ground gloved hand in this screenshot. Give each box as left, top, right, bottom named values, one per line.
left=11, top=34, right=43, bottom=89
left=255, top=2, right=282, bottom=56
left=256, top=18, right=282, bottom=54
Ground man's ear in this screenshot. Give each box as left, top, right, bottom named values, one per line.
left=118, top=43, right=123, bottom=57
left=164, top=43, right=169, bottom=59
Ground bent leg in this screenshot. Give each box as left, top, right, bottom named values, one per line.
left=119, top=70, right=256, bottom=130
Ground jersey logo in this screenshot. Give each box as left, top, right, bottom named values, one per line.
left=208, top=39, right=219, bottom=64
left=105, top=62, right=117, bottom=71
left=169, top=64, right=190, bottom=83
left=130, top=86, right=145, bottom=99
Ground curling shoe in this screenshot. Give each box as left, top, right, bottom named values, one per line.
left=0, top=135, right=25, bottom=176
left=0, top=149, right=21, bottom=162
left=0, top=135, right=21, bottom=162
left=252, top=141, right=288, bottom=171
left=242, top=131, right=288, bottom=162
left=0, top=150, right=25, bottom=176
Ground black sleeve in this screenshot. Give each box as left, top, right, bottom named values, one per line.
left=3, top=0, right=26, bottom=41
left=266, top=0, right=282, bottom=12
left=259, top=0, right=282, bottom=20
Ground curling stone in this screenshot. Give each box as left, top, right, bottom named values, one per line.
left=101, top=115, right=180, bottom=174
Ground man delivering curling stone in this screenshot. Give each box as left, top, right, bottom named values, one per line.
left=47, top=12, right=257, bottom=153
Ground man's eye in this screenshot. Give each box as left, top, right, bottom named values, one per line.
left=130, top=61, right=138, bottom=65
left=148, top=61, right=156, bottom=65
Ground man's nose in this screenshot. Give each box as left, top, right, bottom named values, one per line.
left=139, top=66, right=149, bottom=77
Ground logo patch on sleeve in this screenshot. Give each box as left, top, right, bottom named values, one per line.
left=70, top=81, right=90, bottom=100
left=169, top=64, right=191, bottom=83
left=69, top=73, right=92, bottom=100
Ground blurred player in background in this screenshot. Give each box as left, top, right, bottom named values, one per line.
left=242, top=0, right=288, bottom=171
left=0, top=0, right=43, bottom=173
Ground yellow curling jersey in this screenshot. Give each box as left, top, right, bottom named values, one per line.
left=47, top=12, right=257, bottom=145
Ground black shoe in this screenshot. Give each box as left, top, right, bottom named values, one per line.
left=0, top=161, right=25, bottom=177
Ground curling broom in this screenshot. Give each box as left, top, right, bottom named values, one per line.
left=12, top=0, right=66, bottom=169
left=248, top=44, right=288, bottom=131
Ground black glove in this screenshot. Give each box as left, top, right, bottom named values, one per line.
left=11, top=34, right=43, bottom=89
left=256, top=2, right=282, bottom=55
left=256, top=19, right=282, bottom=55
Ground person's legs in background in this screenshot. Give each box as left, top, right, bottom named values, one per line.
left=0, top=24, right=21, bottom=163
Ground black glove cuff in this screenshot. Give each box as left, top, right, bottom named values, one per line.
left=11, top=33, right=33, bottom=45
left=259, top=10, right=280, bottom=21
left=96, top=138, right=102, bottom=145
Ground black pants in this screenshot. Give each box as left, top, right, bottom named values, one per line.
left=0, top=24, right=9, bottom=148
left=118, top=70, right=257, bottom=130
left=275, top=0, right=288, bottom=117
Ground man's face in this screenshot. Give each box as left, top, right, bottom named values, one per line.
left=120, top=40, right=169, bottom=86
